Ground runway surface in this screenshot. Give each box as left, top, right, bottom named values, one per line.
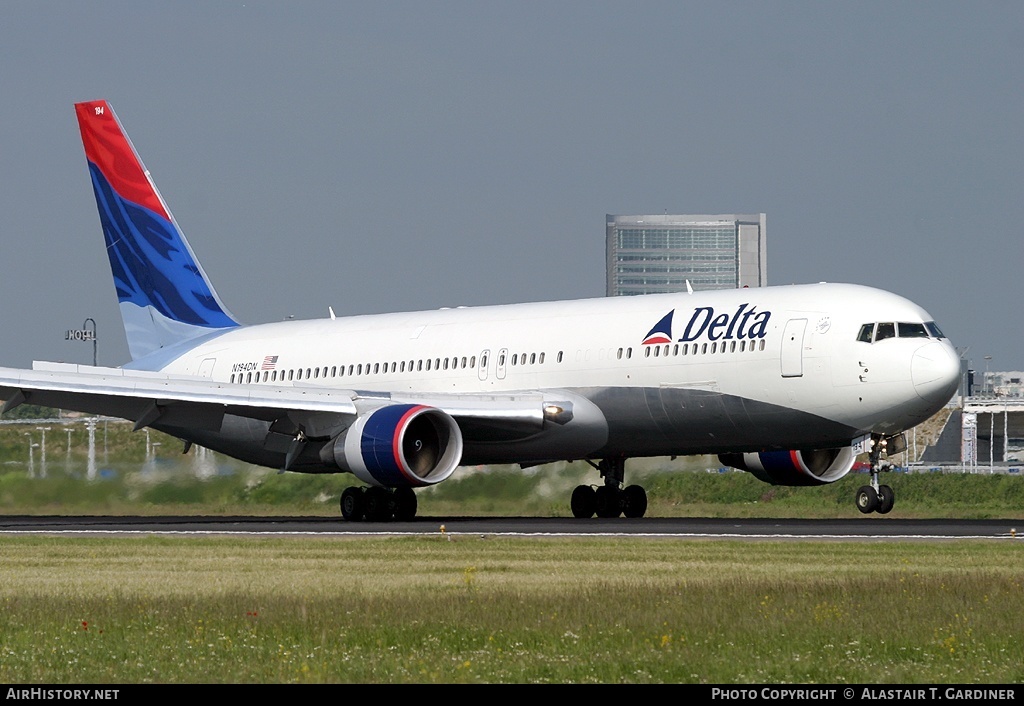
left=0, top=515, right=1020, bottom=541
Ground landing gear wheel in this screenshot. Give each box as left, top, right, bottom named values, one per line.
left=393, top=487, right=418, bottom=521
left=571, top=485, right=597, bottom=518
left=621, top=485, right=648, bottom=518
left=877, top=485, right=895, bottom=514
left=594, top=486, right=621, bottom=518
left=363, top=486, right=393, bottom=522
left=579, top=458, right=652, bottom=519
left=340, top=486, right=365, bottom=521
left=856, top=485, right=879, bottom=514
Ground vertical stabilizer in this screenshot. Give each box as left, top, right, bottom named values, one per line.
left=75, top=100, right=240, bottom=361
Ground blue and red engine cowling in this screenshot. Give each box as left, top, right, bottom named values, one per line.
left=329, top=404, right=464, bottom=488
left=718, top=447, right=855, bottom=486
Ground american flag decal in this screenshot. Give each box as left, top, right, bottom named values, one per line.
left=261, top=355, right=279, bottom=370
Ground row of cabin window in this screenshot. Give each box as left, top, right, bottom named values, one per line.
left=630, top=338, right=767, bottom=360
left=232, top=356, right=476, bottom=384
left=227, top=338, right=767, bottom=385
left=496, top=351, right=549, bottom=367
left=229, top=350, right=557, bottom=385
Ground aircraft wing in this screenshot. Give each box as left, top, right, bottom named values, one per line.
left=0, top=361, right=554, bottom=439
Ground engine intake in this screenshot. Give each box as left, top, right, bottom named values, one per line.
left=332, top=404, right=463, bottom=487
left=718, top=446, right=855, bottom=486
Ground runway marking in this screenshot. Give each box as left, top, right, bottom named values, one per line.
left=0, top=529, right=1017, bottom=540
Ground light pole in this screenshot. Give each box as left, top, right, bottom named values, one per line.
left=84, top=318, right=97, bottom=366
left=35, top=426, right=51, bottom=478
left=24, top=433, right=36, bottom=478
left=66, top=428, right=73, bottom=473
left=984, top=356, right=992, bottom=396
left=85, top=418, right=97, bottom=480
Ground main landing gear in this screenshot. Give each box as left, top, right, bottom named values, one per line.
left=341, top=485, right=418, bottom=522
left=855, top=433, right=904, bottom=515
left=571, top=458, right=648, bottom=518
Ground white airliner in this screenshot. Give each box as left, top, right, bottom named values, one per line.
left=0, top=100, right=961, bottom=521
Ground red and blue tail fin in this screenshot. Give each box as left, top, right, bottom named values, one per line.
left=75, top=100, right=240, bottom=362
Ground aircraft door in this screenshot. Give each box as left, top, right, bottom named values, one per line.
left=780, top=319, right=807, bottom=378
left=478, top=349, right=490, bottom=381
left=198, top=358, right=217, bottom=378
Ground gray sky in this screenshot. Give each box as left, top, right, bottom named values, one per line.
left=1, top=2, right=1021, bottom=375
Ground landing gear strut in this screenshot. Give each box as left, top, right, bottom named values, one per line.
left=571, top=458, right=648, bottom=519
left=341, top=485, right=418, bottom=522
left=855, top=434, right=900, bottom=515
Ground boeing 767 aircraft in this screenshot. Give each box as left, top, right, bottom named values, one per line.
left=0, top=101, right=961, bottom=521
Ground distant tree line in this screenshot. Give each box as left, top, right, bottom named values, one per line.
left=1, top=403, right=63, bottom=420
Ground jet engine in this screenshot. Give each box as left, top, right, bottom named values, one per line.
left=330, top=404, right=463, bottom=487
left=718, top=446, right=855, bottom=486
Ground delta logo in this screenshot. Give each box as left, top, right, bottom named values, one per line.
left=642, top=304, right=772, bottom=344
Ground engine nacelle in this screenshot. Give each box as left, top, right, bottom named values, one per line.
left=331, top=404, right=463, bottom=488
left=718, top=446, right=856, bottom=486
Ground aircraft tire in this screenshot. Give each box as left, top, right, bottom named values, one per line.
left=341, top=486, right=365, bottom=522
left=856, top=485, right=879, bottom=514
left=877, top=485, right=895, bottom=514
left=393, top=487, right=418, bottom=521
left=622, top=485, right=648, bottom=518
left=571, top=485, right=596, bottom=518
left=594, top=486, right=621, bottom=518
left=364, top=486, right=393, bottom=522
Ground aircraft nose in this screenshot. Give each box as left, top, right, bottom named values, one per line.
left=911, top=341, right=960, bottom=403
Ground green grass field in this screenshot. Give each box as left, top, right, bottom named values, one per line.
left=0, top=536, right=1022, bottom=684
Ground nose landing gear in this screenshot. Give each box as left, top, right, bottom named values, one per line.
left=856, top=433, right=903, bottom=515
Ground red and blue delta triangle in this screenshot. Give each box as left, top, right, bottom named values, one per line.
left=642, top=310, right=674, bottom=345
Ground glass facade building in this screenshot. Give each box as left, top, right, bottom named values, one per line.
left=606, top=214, right=766, bottom=296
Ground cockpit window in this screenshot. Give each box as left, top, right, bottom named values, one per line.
left=898, top=322, right=929, bottom=338
left=857, top=320, right=947, bottom=343
left=875, top=322, right=896, bottom=341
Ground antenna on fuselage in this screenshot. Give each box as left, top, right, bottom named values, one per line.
left=685, top=280, right=693, bottom=294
